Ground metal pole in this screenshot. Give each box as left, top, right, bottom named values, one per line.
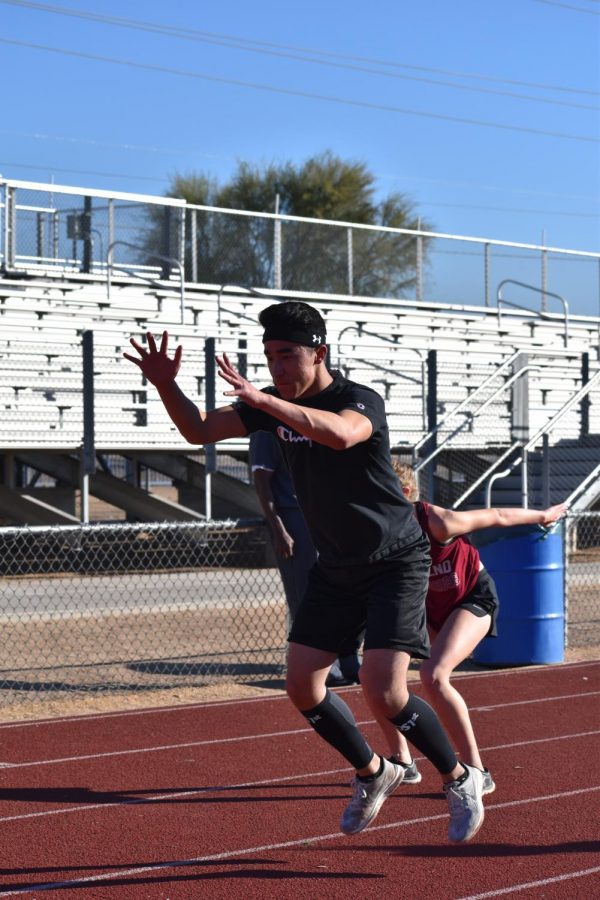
left=36, top=212, right=45, bottom=261
left=108, top=198, right=114, bottom=270
left=424, top=349, right=437, bottom=502
left=347, top=227, right=354, bottom=295
left=81, top=330, right=95, bottom=523
left=6, top=186, right=16, bottom=268
left=542, top=433, right=550, bottom=508
left=204, top=338, right=217, bottom=520
left=521, top=448, right=529, bottom=509
left=191, top=209, right=198, bottom=283
left=274, top=193, right=282, bottom=291
left=416, top=217, right=423, bottom=302
left=541, top=230, right=548, bottom=312
left=52, top=210, right=59, bottom=261
left=484, top=242, right=491, bottom=307
left=581, top=352, right=590, bottom=438
left=82, top=196, right=92, bottom=273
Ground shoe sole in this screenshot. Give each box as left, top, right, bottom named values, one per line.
left=341, top=766, right=405, bottom=835
left=482, top=783, right=496, bottom=795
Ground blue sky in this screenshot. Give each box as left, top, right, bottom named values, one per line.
left=1, top=0, right=599, bottom=310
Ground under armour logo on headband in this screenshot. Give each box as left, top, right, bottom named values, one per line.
left=262, top=327, right=326, bottom=348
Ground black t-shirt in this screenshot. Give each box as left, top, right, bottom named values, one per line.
left=235, top=373, right=421, bottom=566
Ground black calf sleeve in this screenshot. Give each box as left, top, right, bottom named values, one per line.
left=301, top=688, right=374, bottom=770
left=389, top=693, right=457, bottom=774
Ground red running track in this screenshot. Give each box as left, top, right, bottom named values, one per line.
left=0, top=660, right=599, bottom=899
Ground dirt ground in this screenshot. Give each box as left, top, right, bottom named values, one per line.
left=1, top=644, right=597, bottom=724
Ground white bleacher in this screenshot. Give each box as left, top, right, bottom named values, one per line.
left=0, top=273, right=598, bottom=456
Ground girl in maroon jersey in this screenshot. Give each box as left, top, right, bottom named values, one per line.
left=378, top=462, right=567, bottom=794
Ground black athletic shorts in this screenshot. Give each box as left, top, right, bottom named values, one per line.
left=457, top=568, right=500, bottom=638
left=288, top=533, right=431, bottom=659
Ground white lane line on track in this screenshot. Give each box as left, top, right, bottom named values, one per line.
left=1, top=689, right=598, bottom=769
left=0, top=728, right=598, bottom=823
left=456, top=865, right=600, bottom=899
left=0, top=659, right=597, bottom=729
left=1, top=785, right=599, bottom=897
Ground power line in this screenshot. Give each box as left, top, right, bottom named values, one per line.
left=0, top=160, right=168, bottom=182
left=422, top=201, right=599, bottom=218
left=1, top=37, right=598, bottom=144
left=0, top=128, right=233, bottom=159
left=534, top=0, right=600, bottom=13
left=1, top=0, right=599, bottom=100
left=379, top=172, right=600, bottom=203
left=1, top=131, right=598, bottom=203
left=1, top=160, right=598, bottom=218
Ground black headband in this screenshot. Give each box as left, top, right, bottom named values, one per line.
left=262, top=327, right=326, bottom=348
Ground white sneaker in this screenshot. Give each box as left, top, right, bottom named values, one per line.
left=340, top=756, right=404, bottom=834
left=444, top=763, right=485, bottom=843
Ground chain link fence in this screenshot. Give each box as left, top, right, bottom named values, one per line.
left=0, top=514, right=598, bottom=713
left=565, top=512, right=600, bottom=649
left=4, top=179, right=600, bottom=315
left=0, top=520, right=287, bottom=711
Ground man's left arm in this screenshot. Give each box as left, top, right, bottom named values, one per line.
left=218, top=353, right=373, bottom=449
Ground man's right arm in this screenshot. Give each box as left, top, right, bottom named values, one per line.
left=155, top=379, right=247, bottom=444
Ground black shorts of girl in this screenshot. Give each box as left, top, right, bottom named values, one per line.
left=288, top=533, right=431, bottom=658
left=457, top=568, right=500, bottom=638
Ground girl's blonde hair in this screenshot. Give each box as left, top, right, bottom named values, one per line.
left=392, top=460, right=419, bottom=502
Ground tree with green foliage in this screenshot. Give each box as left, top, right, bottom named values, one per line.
left=146, top=152, right=430, bottom=298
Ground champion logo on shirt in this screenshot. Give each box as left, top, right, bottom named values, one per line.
left=277, top=425, right=312, bottom=447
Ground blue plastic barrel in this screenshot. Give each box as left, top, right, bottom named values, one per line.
left=471, top=523, right=564, bottom=665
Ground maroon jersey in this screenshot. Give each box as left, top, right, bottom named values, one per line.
left=415, top=501, right=482, bottom=632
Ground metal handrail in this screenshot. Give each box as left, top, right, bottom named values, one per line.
left=106, top=240, right=185, bottom=323
left=414, top=364, right=540, bottom=474
left=336, top=325, right=427, bottom=428
left=497, top=279, right=569, bottom=347
left=216, top=284, right=271, bottom=329
left=412, top=349, right=522, bottom=463
left=480, top=368, right=600, bottom=508
left=564, top=461, right=600, bottom=508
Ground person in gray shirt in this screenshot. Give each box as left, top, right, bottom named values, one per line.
left=250, top=430, right=361, bottom=686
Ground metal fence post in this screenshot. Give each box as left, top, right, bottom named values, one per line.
left=179, top=206, right=186, bottom=277
left=273, top=207, right=282, bottom=291
left=81, top=330, right=95, bottom=523
left=541, top=433, right=550, bottom=508
left=36, top=212, right=45, bottom=261
left=484, top=242, right=491, bottom=307
left=4, top=185, right=16, bottom=268
left=423, top=349, right=437, bottom=501
left=347, top=227, right=354, bottom=295
left=416, top=219, right=423, bottom=302
left=190, top=209, right=198, bottom=283
left=541, top=230, right=548, bottom=312
left=204, top=338, right=217, bottom=519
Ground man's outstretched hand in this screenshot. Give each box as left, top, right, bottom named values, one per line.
left=216, top=352, right=263, bottom=406
left=124, top=331, right=182, bottom=388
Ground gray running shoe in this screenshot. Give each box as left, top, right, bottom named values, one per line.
left=388, top=756, right=422, bottom=784
left=444, top=763, right=485, bottom=843
left=481, top=767, right=496, bottom=795
left=340, top=756, right=405, bottom=834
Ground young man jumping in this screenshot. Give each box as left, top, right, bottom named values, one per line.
left=124, top=300, right=485, bottom=842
